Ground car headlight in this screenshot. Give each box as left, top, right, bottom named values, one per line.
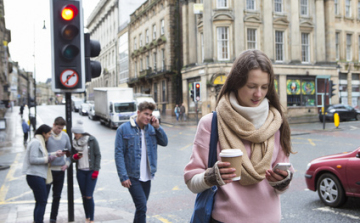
left=306, top=163, right=312, bottom=171
left=329, top=109, right=336, bottom=113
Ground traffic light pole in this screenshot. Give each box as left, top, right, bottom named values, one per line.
left=65, top=92, right=75, bottom=221
left=195, top=101, right=199, bottom=124
left=323, top=79, right=328, bottom=130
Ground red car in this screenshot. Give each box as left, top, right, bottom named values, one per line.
left=305, top=147, right=360, bottom=207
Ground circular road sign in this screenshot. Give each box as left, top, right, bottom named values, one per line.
left=60, top=69, right=79, bottom=88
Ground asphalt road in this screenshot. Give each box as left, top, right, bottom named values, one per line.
left=0, top=105, right=360, bottom=222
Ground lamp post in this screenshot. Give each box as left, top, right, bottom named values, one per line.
left=336, top=64, right=342, bottom=104
left=31, top=20, right=46, bottom=131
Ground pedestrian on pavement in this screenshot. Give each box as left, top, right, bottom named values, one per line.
left=10, top=100, right=13, bottom=112
left=174, top=104, right=180, bottom=121
left=71, top=120, right=101, bottom=223
left=21, top=119, right=30, bottom=146
left=19, top=103, right=24, bottom=118
left=115, top=102, right=168, bottom=223
left=22, top=124, right=65, bottom=223
left=184, top=49, right=295, bottom=223
left=46, top=117, right=72, bottom=223
left=180, top=103, right=186, bottom=121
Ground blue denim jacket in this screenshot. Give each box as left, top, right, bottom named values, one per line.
left=115, top=118, right=168, bottom=182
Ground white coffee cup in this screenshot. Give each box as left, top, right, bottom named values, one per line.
left=219, top=149, right=243, bottom=181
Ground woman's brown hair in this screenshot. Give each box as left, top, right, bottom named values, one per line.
left=217, top=49, right=294, bottom=156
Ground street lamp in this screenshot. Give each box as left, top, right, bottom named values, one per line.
left=336, top=64, right=342, bottom=104
left=31, top=20, right=47, bottom=131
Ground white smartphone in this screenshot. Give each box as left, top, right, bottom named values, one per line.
left=273, top=163, right=291, bottom=172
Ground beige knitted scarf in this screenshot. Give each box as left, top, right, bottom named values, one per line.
left=216, top=93, right=282, bottom=186
left=35, top=134, right=53, bottom=184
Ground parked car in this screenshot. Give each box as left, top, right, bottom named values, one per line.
left=305, top=147, right=360, bottom=207
left=72, top=99, right=83, bottom=112
left=88, top=104, right=98, bottom=120
left=319, top=104, right=360, bottom=122
left=79, top=103, right=90, bottom=116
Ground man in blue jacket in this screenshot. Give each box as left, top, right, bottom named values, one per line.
left=115, top=101, right=168, bottom=223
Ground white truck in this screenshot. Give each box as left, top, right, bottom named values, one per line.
left=94, top=88, right=136, bottom=128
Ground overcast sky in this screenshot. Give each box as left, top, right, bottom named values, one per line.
left=4, top=0, right=100, bottom=82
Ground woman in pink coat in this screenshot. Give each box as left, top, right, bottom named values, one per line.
left=184, top=50, right=295, bottom=223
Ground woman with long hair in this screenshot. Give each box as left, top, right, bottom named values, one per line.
left=184, top=49, right=295, bottom=223
left=22, top=124, right=64, bottom=223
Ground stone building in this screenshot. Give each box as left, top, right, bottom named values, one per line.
left=86, top=0, right=119, bottom=100
left=128, top=0, right=182, bottom=115
left=0, top=0, right=11, bottom=106
left=334, top=0, right=360, bottom=108
left=181, top=0, right=346, bottom=123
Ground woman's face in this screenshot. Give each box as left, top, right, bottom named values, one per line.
left=236, top=69, right=269, bottom=107
left=74, top=133, right=82, bottom=140
left=42, top=131, right=52, bottom=141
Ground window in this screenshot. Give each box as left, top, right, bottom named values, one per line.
left=162, top=80, right=166, bottom=102
left=146, top=29, right=149, bottom=44
left=201, top=33, right=204, bottom=62
left=139, top=33, right=143, bottom=47
left=275, top=31, right=284, bottom=62
left=217, top=0, right=228, bottom=8
left=346, top=0, right=351, bottom=17
left=246, top=0, right=255, bottom=10
left=247, top=29, right=257, bottom=49
left=346, top=34, right=352, bottom=61
left=359, top=36, right=360, bottom=62
left=154, top=83, right=158, bottom=103
left=301, top=33, right=310, bottom=63
left=153, top=24, right=157, bottom=40
left=274, top=0, right=282, bottom=13
left=335, top=0, right=339, bottom=15
left=134, top=62, right=137, bottom=78
left=300, top=0, right=308, bottom=16
left=336, top=32, right=340, bottom=60
left=134, top=37, right=137, bottom=50
left=358, top=1, right=360, bottom=19
left=146, top=55, right=150, bottom=69
left=217, top=27, right=229, bottom=60
left=287, top=78, right=316, bottom=106
left=140, top=59, right=143, bottom=71
left=153, top=52, right=157, bottom=71
left=161, top=49, right=165, bottom=70
left=161, top=19, right=165, bottom=35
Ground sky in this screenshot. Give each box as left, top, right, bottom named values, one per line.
left=3, top=0, right=100, bottom=83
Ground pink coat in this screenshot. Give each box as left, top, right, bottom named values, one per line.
left=184, top=113, right=290, bottom=223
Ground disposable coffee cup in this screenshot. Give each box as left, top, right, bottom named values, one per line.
left=219, top=149, right=243, bottom=181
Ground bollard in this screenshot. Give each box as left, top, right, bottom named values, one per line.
left=334, top=113, right=340, bottom=128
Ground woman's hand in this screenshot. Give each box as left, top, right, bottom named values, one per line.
left=265, top=168, right=288, bottom=182
left=55, top=150, right=64, bottom=157
left=217, top=162, right=237, bottom=184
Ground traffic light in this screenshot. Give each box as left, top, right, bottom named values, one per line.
left=329, top=80, right=336, bottom=98
left=50, top=0, right=85, bottom=92
left=84, top=33, right=102, bottom=82
left=195, top=82, right=201, bottom=101
left=190, top=89, right=194, bottom=101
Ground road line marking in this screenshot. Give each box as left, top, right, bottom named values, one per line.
left=180, top=143, right=192, bottom=151
left=314, top=206, right=360, bottom=220
left=308, top=139, right=316, bottom=146
left=153, top=215, right=172, bottom=223
left=172, top=186, right=180, bottom=191
left=0, top=153, right=21, bottom=203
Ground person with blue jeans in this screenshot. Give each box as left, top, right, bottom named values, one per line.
left=46, top=117, right=71, bottom=223
left=72, top=120, right=101, bottom=223
left=174, top=104, right=180, bottom=121
left=22, top=124, right=64, bottom=223
left=115, top=102, right=168, bottom=223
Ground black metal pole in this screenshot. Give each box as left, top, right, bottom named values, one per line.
left=195, top=101, right=199, bottom=124
left=323, top=79, right=328, bottom=130
left=65, top=92, right=74, bottom=221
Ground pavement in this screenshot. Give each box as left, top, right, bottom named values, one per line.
left=0, top=106, right=333, bottom=223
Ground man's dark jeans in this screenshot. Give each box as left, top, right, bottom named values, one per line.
left=128, top=177, right=151, bottom=223
left=26, top=175, right=47, bottom=223
left=46, top=170, right=65, bottom=221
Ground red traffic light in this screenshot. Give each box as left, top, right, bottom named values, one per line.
left=196, top=83, right=200, bottom=89
left=61, top=4, right=78, bottom=21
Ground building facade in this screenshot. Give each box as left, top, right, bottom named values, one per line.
left=86, top=0, right=119, bottom=100
left=127, top=0, right=182, bottom=115
left=0, top=0, right=11, bottom=107
left=180, top=0, right=353, bottom=123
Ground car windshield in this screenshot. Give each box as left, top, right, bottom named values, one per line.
left=114, top=102, right=137, bottom=113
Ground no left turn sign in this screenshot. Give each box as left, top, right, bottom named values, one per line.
left=60, top=69, right=79, bottom=88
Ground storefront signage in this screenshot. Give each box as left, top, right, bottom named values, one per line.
left=301, top=81, right=315, bottom=95
left=213, top=75, right=226, bottom=85
left=286, top=80, right=301, bottom=95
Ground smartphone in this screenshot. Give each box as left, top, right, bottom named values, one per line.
left=150, top=118, right=153, bottom=124
left=273, top=163, right=291, bottom=172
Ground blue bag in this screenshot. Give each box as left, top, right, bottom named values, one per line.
left=190, top=112, right=219, bottom=223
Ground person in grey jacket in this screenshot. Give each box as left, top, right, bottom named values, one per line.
left=115, top=101, right=168, bottom=223
left=71, top=120, right=101, bottom=223
left=22, top=124, right=64, bottom=223
left=46, top=117, right=71, bottom=223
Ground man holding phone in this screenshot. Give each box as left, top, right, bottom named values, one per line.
left=46, top=117, right=72, bottom=223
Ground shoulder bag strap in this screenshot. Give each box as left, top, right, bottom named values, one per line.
left=208, top=112, right=218, bottom=168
